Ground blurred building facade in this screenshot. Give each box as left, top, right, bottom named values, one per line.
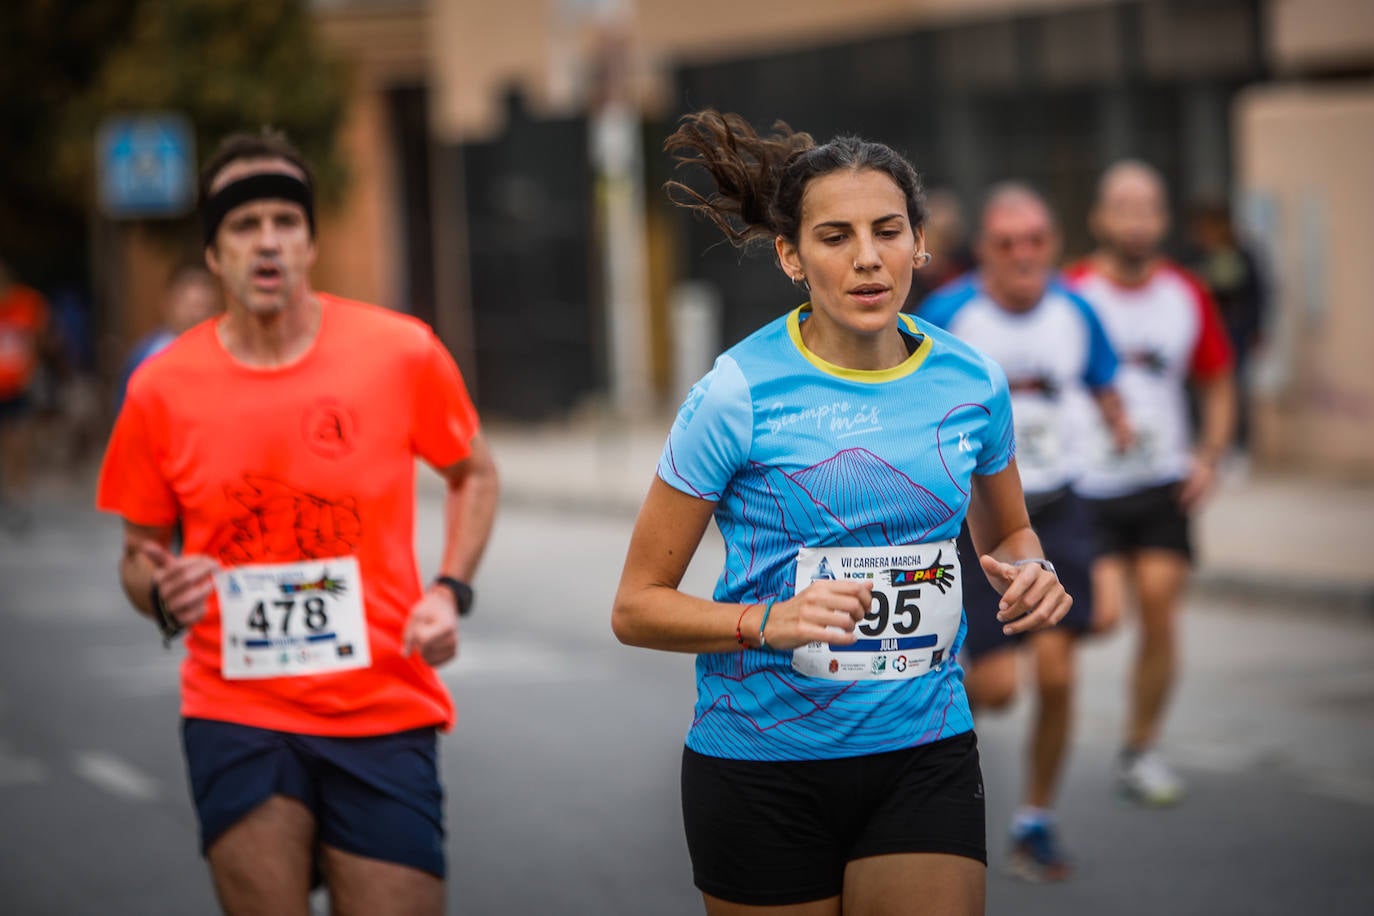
left=115, top=1, right=1372, bottom=474
left=1234, top=0, right=1374, bottom=478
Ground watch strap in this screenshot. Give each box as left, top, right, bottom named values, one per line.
left=433, top=575, right=474, bottom=617
left=1013, top=557, right=1058, bottom=578
left=149, top=583, right=184, bottom=647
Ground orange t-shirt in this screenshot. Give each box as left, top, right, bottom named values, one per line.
left=0, top=284, right=49, bottom=398
left=96, top=294, right=480, bottom=736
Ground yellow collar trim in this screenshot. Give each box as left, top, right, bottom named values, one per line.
left=786, top=305, right=932, bottom=383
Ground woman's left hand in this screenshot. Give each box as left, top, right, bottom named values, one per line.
left=978, top=555, right=1072, bottom=636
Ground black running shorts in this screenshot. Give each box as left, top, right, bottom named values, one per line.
left=1082, top=481, right=1193, bottom=562
left=681, top=731, right=986, bottom=906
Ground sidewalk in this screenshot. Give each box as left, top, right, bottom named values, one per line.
left=1193, top=460, right=1374, bottom=612
left=483, top=418, right=1374, bottom=615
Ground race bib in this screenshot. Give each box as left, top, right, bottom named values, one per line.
left=216, top=556, right=371, bottom=680
left=791, top=541, right=963, bottom=681
left=1089, top=405, right=1162, bottom=474
left=1014, top=400, right=1062, bottom=475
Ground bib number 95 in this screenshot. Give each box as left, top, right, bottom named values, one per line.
left=860, top=588, right=921, bottom=638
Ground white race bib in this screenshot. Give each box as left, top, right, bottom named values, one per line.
left=216, top=556, right=371, bottom=680
left=1014, top=399, right=1062, bottom=475
left=1090, top=405, right=1163, bottom=474
left=791, top=541, right=963, bottom=681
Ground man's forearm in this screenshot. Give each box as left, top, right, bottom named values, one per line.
left=1195, top=373, right=1237, bottom=463
left=119, top=548, right=158, bottom=619
left=1093, top=387, right=1126, bottom=430
left=437, top=458, right=499, bottom=582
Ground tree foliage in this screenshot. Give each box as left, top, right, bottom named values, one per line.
left=0, top=0, right=141, bottom=287
left=1, top=0, right=349, bottom=288
left=62, top=0, right=350, bottom=205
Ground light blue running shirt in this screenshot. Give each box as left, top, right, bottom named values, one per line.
left=658, top=305, right=1016, bottom=762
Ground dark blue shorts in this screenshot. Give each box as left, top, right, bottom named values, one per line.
left=959, top=488, right=1097, bottom=661
left=182, top=718, right=445, bottom=878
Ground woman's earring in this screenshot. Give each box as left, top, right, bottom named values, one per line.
left=792, top=273, right=810, bottom=292
left=914, top=251, right=933, bottom=269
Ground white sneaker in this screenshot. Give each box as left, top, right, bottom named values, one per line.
left=1118, top=749, right=1185, bottom=807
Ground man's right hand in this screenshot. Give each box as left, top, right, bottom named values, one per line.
left=141, top=542, right=220, bottom=628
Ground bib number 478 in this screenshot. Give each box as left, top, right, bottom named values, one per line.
left=860, top=588, right=921, bottom=638
left=246, top=597, right=330, bottom=637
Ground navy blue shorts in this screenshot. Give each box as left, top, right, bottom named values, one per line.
left=681, top=732, right=986, bottom=906
left=959, top=488, right=1097, bottom=661
left=182, top=718, right=445, bottom=878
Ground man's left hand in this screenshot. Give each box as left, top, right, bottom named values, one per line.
left=1178, top=454, right=1219, bottom=512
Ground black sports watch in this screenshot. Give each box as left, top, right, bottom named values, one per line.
left=149, top=583, right=185, bottom=647
left=433, top=576, right=474, bottom=617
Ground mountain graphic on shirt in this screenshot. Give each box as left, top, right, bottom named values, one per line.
left=733, top=448, right=956, bottom=570
left=792, top=448, right=953, bottom=542
left=691, top=452, right=971, bottom=749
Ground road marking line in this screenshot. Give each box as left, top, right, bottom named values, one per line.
left=72, top=751, right=160, bottom=802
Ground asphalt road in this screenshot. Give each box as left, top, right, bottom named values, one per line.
left=1, top=485, right=1372, bottom=915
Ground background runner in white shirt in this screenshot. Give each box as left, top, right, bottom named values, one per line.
left=1064, top=160, right=1235, bottom=808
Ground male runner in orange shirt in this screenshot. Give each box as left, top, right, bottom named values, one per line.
left=97, top=131, right=499, bottom=916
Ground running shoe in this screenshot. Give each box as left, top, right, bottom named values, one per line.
left=1117, top=748, right=1185, bottom=807
left=1006, top=822, right=1072, bottom=882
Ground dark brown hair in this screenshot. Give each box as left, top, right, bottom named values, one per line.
left=198, top=128, right=315, bottom=202
left=664, top=110, right=926, bottom=249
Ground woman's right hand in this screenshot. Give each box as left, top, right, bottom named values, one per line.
left=761, top=579, right=874, bottom=651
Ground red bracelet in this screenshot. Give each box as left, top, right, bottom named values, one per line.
left=735, top=604, right=753, bottom=648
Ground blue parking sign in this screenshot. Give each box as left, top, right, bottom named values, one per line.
left=97, top=113, right=196, bottom=218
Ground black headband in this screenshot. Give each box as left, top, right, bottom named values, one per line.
left=202, top=172, right=315, bottom=247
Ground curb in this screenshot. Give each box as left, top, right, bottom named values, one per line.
left=1191, top=570, right=1374, bottom=619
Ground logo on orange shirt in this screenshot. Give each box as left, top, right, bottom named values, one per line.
left=302, top=399, right=356, bottom=458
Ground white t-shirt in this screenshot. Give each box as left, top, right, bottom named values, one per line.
left=1064, top=261, right=1233, bottom=498
left=920, top=275, right=1119, bottom=496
